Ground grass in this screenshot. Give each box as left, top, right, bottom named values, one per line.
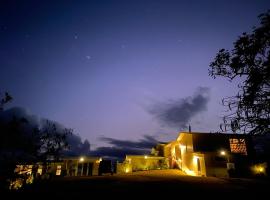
left=6, top=169, right=270, bottom=198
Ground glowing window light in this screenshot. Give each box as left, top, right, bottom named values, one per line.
left=125, top=168, right=129, bottom=173
left=37, top=168, right=42, bottom=175
left=144, top=155, right=148, bottom=159
left=229, top=138, right=247, bottom=155
left=56, top=165, right=61, bottom=176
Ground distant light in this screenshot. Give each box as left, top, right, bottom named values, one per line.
left=79, top=157, right=84, bottom=162
left=220, top=151, right=226, bottom=156
left=125, top=168, right=129, bottom=173
left=144, top=155, right=148, bottom=159
left=253, top=164, right=265, bottom=174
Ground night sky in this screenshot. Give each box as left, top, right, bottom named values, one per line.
left=1, top=0, right=270, bottom=149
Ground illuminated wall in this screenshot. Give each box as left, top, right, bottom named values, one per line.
left=117, top=161, right=132, bottom=174
left=125, top=155, right=168, bottom=171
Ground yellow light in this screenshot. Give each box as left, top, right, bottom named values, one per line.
left=220, top=151, right=226, bottom=156
left=79, top=157, right=84, bottom=162
left=144, top=155, right=148, bottom=159
left=125, top=168, right=129, bottom=173
left=252, top=164, right=266, bottom=174
left=193, top=156, right=198, bottom=164
left=184, top=168, right=196, bottom=176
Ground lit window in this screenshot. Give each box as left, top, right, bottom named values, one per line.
left=56, top=165, right=61, bottom=175
left=229, top=138, right=247, bottom=155
left=37, top=168, right=42, bottom=175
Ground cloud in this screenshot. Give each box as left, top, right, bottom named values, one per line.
left=90, top=135, right=159, bottom=159
left=0, top=107, right=90, bottom=156
left=98, top=135, right=158, bottom=149
left=147, top=87, right=210, bottom=130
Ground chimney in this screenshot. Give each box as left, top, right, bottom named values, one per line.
left=188, top=125, right=191, bottom=133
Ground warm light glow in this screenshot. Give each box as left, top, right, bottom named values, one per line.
left=252, top=163, right=266, bottom=174
left=79, top=157, right=84, bottom=162
left=56, top=165, right=61, bottom=176
left=229, top=138, right=247, bottom=155
left=37, top=168, right=42, bottom=175
left=220, top=150, right=226, bottom=156
left=125, top=168, right=129, bottom=173
left=193, top=156, right=198, bottom=164
left=144, top=155, right=148, bottom=159
left=183, top=168, right=196, bottom=176
left=171, top=147, right=176, bottom=156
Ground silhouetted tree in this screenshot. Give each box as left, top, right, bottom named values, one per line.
left=209, top=11, right=270, bottom=135
left=39, top=120, right=71, bottom=161
left=0, top=92, right=12, bottom=111
left=0, top=92, right=72, bottom=189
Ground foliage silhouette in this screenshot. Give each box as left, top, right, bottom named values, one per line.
left=209, top=11, right=270, bottom=135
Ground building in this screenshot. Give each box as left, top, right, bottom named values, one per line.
left=162, top=132, right=254, bottom=177
left=63, top=156, right=102, bottom=176
left=121, top=132, right=255, bottom=177
left=14, top=156, right=102, bottom=178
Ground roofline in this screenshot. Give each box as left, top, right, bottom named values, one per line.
left=178, top=131, right=250, bottom=136
left=125, top=155, right=165, bottom=159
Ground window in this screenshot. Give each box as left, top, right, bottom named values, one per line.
left=56, top=165, right=61, bottom=175
left=229, top=138, right=247, bottom=155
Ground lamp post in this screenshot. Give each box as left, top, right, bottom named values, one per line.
left=220, top=150, right=230, bottom=163
left=220, top=150, right=235, bottom=177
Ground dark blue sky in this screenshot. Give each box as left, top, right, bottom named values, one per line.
left=1, top=0, right=269, bottom=148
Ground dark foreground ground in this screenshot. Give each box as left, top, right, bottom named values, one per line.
left=5, top=170, right=270, bottom=198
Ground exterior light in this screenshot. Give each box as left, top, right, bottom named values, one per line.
left=220, top=150, right=226, bottom=156
left=184, top=168, right=196, bottom=176
left=252, top=164, right=266, bottom=174
left=144, top=155, right=148, bottom=159
left=79, top=157, right=84, bottom=162
left=259, top=167, right=264, bottom=172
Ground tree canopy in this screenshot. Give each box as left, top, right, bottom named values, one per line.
left=0, top=92, right=71, bottom=185
left=209, top=11, right=270, bottom=135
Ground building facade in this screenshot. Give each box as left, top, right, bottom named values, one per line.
left=163, top=132, right=254, bottom=177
